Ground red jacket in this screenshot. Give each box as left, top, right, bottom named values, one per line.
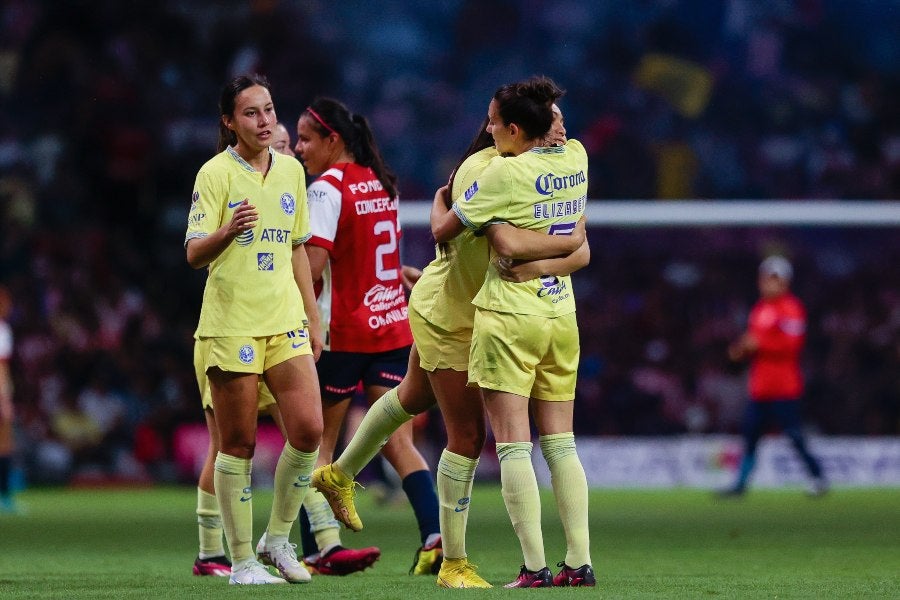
left=747, top=293, right=806, bottom=400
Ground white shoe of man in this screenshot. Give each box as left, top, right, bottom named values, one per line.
left=228, top=559, right=287, bottom=585
left=256, top=532, right=312, bottom=583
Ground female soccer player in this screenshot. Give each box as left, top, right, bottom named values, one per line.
left=431, top=76, right=595, bottom=588
left=293, top=97, right=438, bottom=575
left=185, top=74, right=323, bottom=585
left=313, top=102, right=589, bottom=588
left=191, top=124, right=377, bottom=578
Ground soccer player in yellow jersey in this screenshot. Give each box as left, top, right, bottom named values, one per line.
left=432, top=76, right=595, bottom=588
left=313, top=106, right=588, bottom=588
left=185, top=75, right=323, bottom=585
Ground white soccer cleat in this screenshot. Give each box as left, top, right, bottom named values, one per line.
left=256, top=532, right=312, bottom=583
left=228, top=559, right=287, bottom=585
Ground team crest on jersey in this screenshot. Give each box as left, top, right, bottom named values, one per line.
left=191, top=191, right=199, bottom=205
left=281, top=193, right=296, bottom=215
left=257, top=252, right=274, bottom=270
left=236, top=230, right=254, bottom=246
left=238, top=344, right=255, bottom=364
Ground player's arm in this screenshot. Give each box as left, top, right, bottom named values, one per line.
left=430, top=185, right=466, bottom=242
left=401, top=265, right=423, bottom=290
left=186, top=200, right=258, bottom=269
left=484, top=217, right=586, bottom=260
left=728, top=333, right=757, bottom=362
left=292, top=243, right=324, bottom=361
left=304, top=244, right=329, bottom=283
left=495, top=238, right=591, bottom=283
left=0, top=359, right=12, bottom=424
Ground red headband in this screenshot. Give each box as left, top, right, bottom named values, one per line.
left=306, top=107, right=338, bottom=136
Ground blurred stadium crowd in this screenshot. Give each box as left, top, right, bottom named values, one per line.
left=0, top=1, right=897, bottom=483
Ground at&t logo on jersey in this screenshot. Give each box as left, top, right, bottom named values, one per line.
left=536, top=275, right=570, bottom=304
left=280, top=193, right=296, bottom=215
left=257, top=253, right=274, bottom=270
left=238, top=344, right=255, bottom=364
left=259, top=228, right=291, bottom=243
left=236, top=229, right=254, bottom=246
left=534, top=170, right=586, bottom=197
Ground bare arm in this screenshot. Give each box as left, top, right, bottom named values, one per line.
left=496, top=239, right=591, bottom=282
left=0, top=361, right=12, bottom=424
left=186, top=200, right=258, bottom=269
left=401, top=265, right=423, bottom=290
left=304, top=244, right=329, bottom=284
left=430, top=185, right=466, bottom=243
left=292, top=244, right=324, bottom=361
left=485, top=217, right=586, bottom=260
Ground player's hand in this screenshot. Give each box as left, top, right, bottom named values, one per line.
left=0, top=395, right=12, bottom=423
left=435, top=185, right=451, bottom=209
left=569, top=217, right=587, bottom=250
left=495, top=257, right=541, bottom=283
left=401, top=265, right=423, bottom=290
left=307, top=320, right=324, bottom=362
left=226, top=199, right=258, bottom=238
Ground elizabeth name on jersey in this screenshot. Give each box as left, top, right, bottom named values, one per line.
left=307, top=163, right=413, bottom=353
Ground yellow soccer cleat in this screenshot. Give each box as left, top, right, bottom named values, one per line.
left=409, top=535, right=443, bottom=575
left=311, top=464, right=363, bottom=532
left=436, top=557, right=492, bottom=588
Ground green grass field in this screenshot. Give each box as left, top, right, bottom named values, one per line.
left=1, top=485, right=898, bottom=599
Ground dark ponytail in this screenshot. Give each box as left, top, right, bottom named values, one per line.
left=217, top=74, right=271, bottom=152
left=305, top=98, right=399, bottom=200
left=492, top=75, right=564, bottom=140
left=438, top=118, right=496, bottom=258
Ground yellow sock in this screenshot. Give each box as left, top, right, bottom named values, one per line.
left=197, top=487, right=225, bottom=558
left=336, top=387, right=412, bottom=477
left=214, top=452, right=253, bottom=563
left=540, top=432, right=591, bottom=567
left=267, top=442, right=318, bottom=539
left=303, top=488, right=342, bottom=551
left=437, top=449, right=479, bottom=559
left=497, top=442, right=545, bottom=571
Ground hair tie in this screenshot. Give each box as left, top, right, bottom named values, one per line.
left=306, top=107, right=338, bottom=136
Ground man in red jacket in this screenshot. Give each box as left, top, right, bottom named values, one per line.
left=722, top=256, right=827, bottom=496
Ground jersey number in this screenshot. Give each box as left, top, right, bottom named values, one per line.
left=373, top=220, right=398, bottom=281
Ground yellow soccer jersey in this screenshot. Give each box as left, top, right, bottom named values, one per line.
left=452, top=140, right=588, bottom=318
left=185, top=147, right=311, bottom=337
left=409, top=146, right=498, bottom=332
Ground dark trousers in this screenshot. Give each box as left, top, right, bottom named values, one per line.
left=736, top=398, right=824, bottom=488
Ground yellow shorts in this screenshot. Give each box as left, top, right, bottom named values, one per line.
left=193, top=341, right=279, bottom=411
left=468, top=309, right=579, bottom=401
left=409, top=304, right=471, bottom=372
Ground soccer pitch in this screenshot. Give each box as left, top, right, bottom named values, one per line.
left=1, top=485, right=897, bottom=598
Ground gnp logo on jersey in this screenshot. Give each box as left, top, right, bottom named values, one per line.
left=280, top=193, right=296, bottom=216
left=238, top=344, right=255, bottom=365
left=235, top=229, right=254, bottom=246
left=534, top=170, right=587, bottom=197
left=257, top=252, right=274, bottom=270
